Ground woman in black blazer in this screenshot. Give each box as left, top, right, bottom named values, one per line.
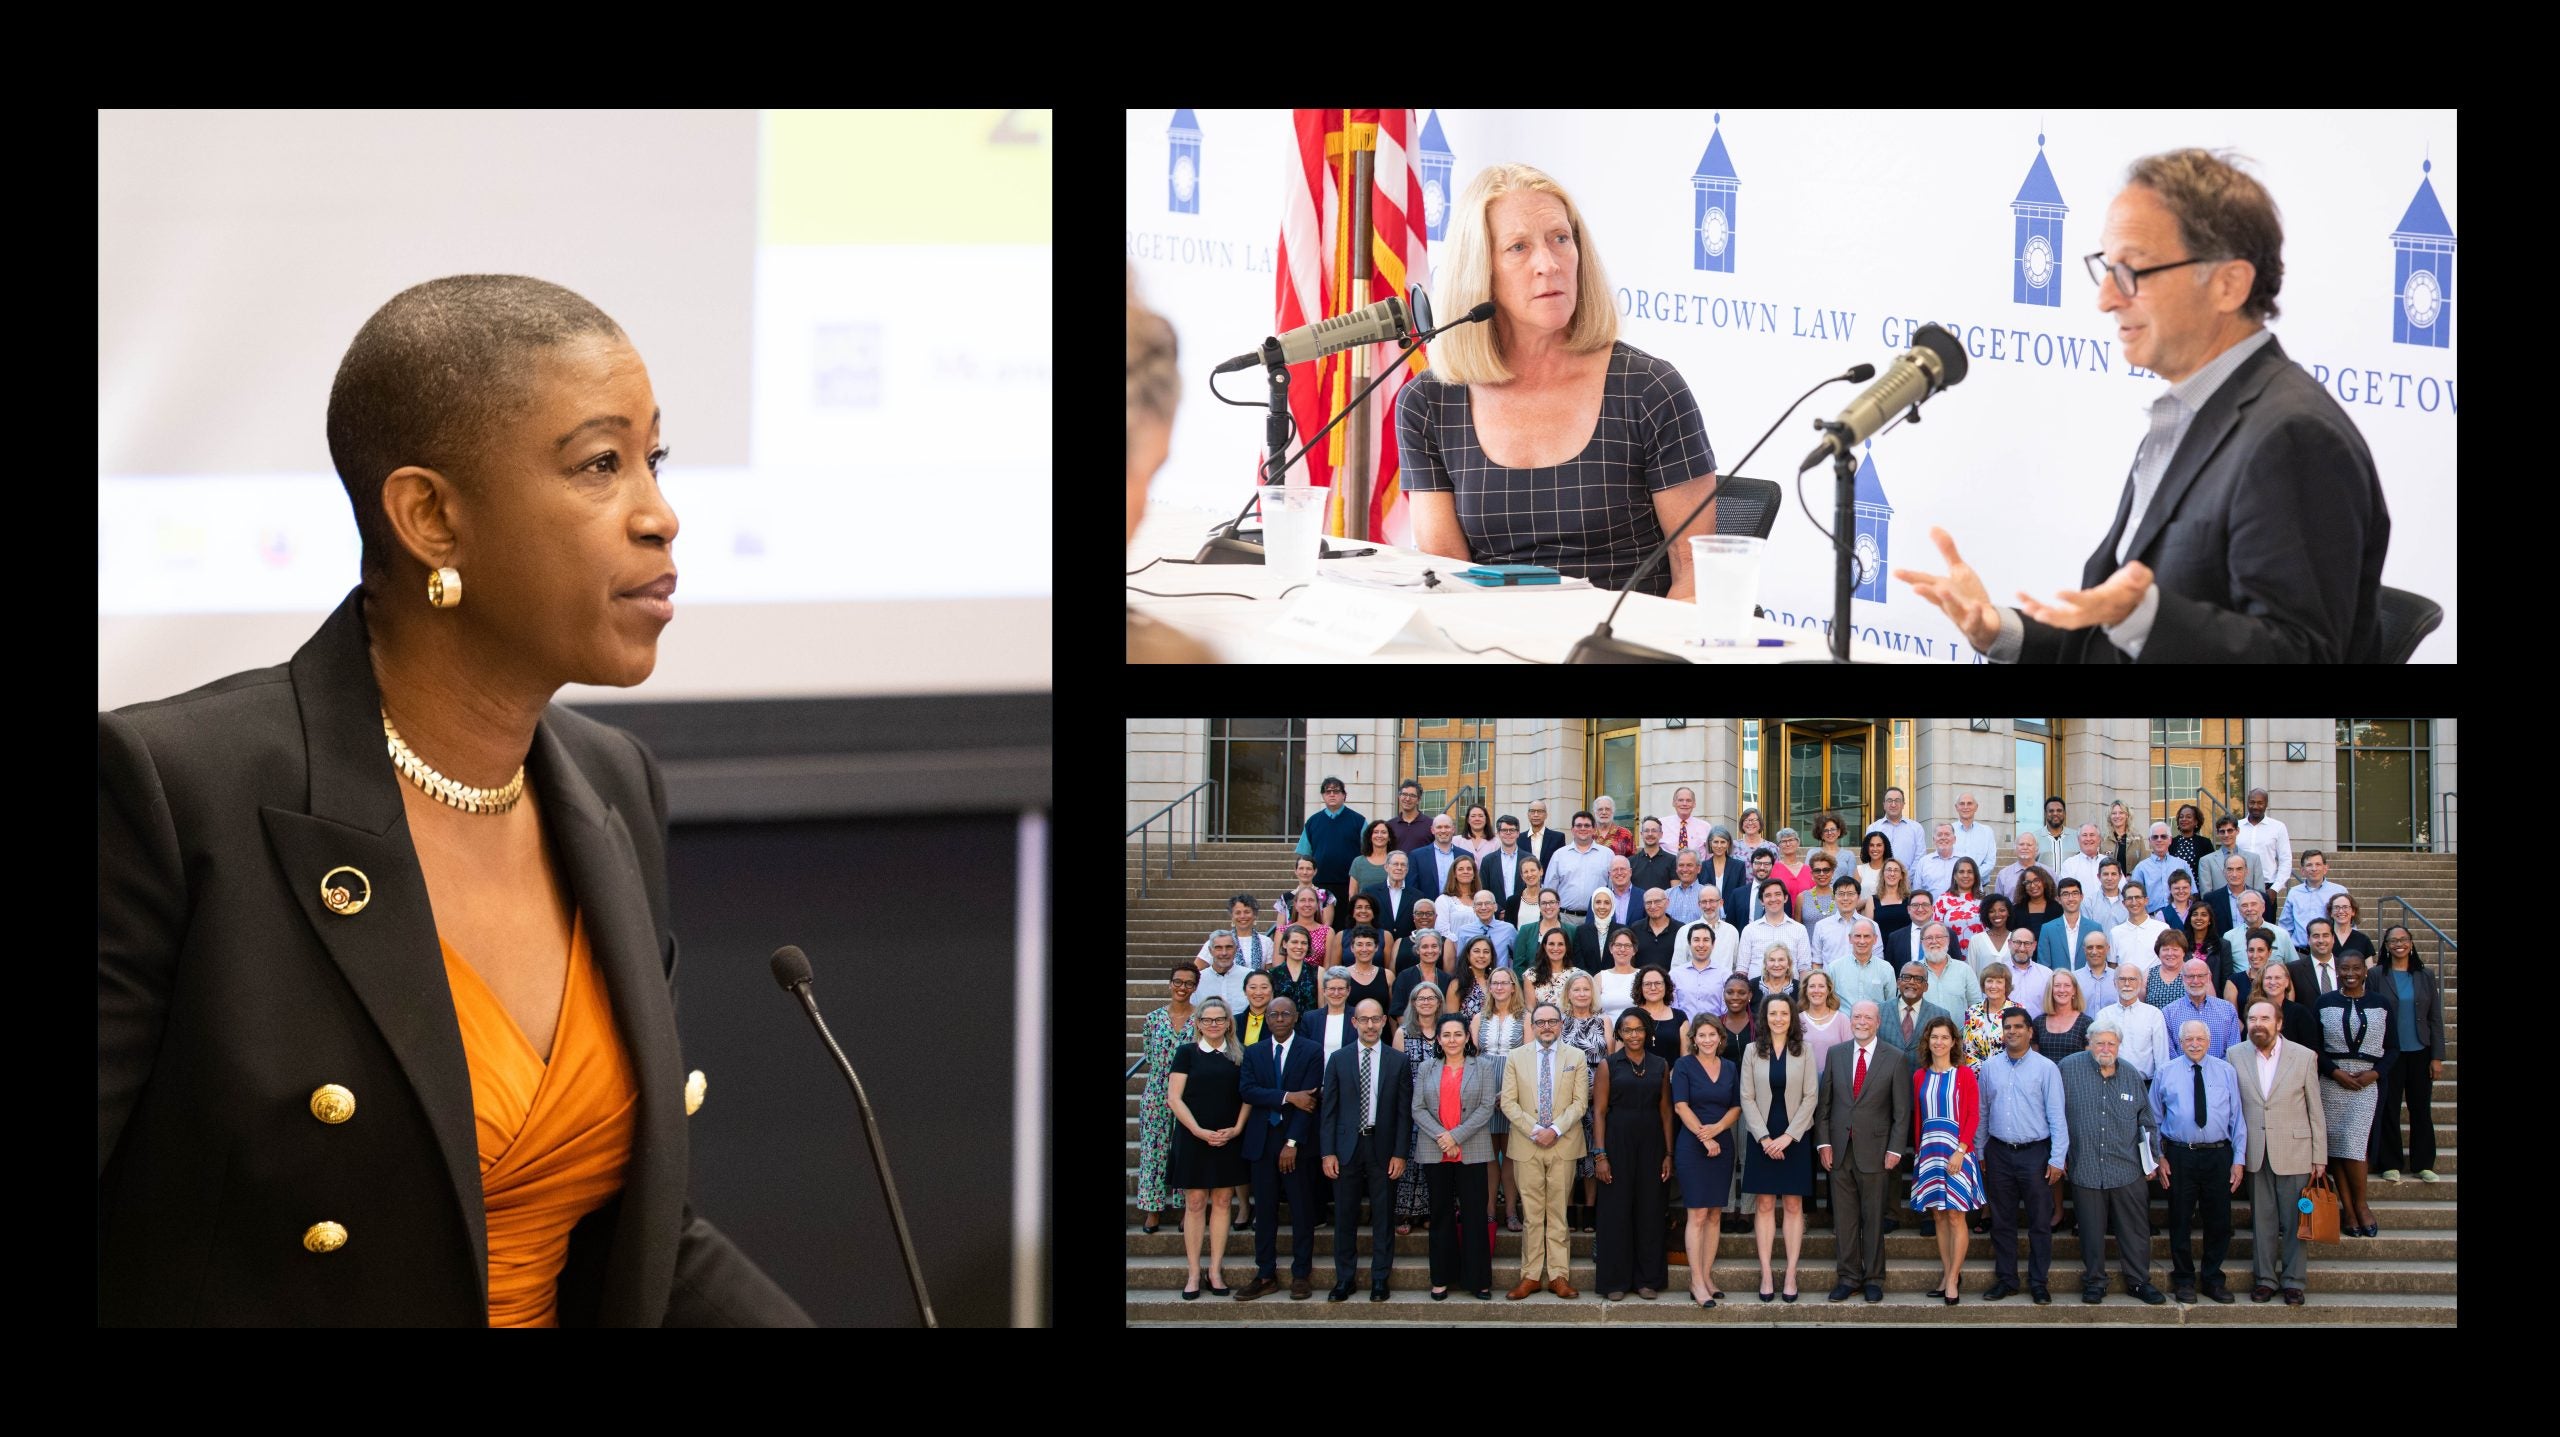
left=99, top=277, right=808, bottom=1327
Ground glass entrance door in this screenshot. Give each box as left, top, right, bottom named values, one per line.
left=1775, top=721, right=1873, bottom=838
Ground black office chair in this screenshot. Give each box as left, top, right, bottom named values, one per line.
left=2375, top=586, right=2442, bottom=663
left=1710, top=476, right=1782, bottom=540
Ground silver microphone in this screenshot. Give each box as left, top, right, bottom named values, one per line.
left=1212, top=295, right=1411, bottom=374
left=1800, top=323, right=1969, bottom=470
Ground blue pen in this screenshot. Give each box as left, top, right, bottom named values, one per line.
left=1694, top=638, right=1790, bottom=648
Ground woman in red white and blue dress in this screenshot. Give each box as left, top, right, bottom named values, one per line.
left=1909, top=1014, right=1983, bottom=1304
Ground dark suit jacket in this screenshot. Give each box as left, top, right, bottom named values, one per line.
left=2207, top=887, right=2278, bottom=942
left=1479, top=847, right=1527, bottom=923
left=1875, top=1000, right=1954, bottom=1063
left=1569, top=920, right=1630, bottom=972
left=1374, top=883, right=1423, bottom=941
left=2015, top=335, right=2390, bottom=663
left=1239, top=1034, right=1324, bottom=1162
left=2286, top=955, right=2359, bottom=1006
left=1319, top=1043, right=1414, bottom=1163
left=1815, top=1039, right=1912, bottom=1172
left=1523, top=829, right=1566, bottom=871
left=99, top=588, right=810, bottom=1327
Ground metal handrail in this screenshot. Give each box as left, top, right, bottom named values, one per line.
left=1125, top=780, right=1216, bottom=898
left=1126, top=1055, right=1147, bottom=1081
left=2377, top=896, right=2458, bottom=975
left=2185, top=786, right=2235, bottom=828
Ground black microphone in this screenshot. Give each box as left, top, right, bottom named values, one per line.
left=1212, top=295, right=1411, bottom=374
left=771, top=945, right=939, bottom=1328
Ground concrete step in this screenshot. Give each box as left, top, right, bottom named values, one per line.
left=1128, top=1289, right=2457, bottom=1325
left=1119, top=1092, right=2467, bottom=1132
left=1123, top=1167, right=2463, bottom=1205
left=1121, top=1229, right=2459, bottom=1262
left=1122, top=1254, right=2457, bottom=1294
left=1120, top=1138, right=2461, bottom=1175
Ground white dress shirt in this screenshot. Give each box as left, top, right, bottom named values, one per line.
left=2099, top=998, right=2174, bottom=1079
left=2108, top=918, right=2170, bottom=975
left=1741, top=916, right=1813, bottom=977
left=1951, top=820, right=1999, bottom=873
left=2056, top=852, right=2106, bottom=903
left=1812, top=911, right=1864, bottom=972
left=1355, top=1039, right=1384, bottom=1129
left=2236, top=816, right=2293, bottom=896
left=1322, top=1009, right=1353, bottom=1062
left=1195, top=962, right=1250, bottom=1014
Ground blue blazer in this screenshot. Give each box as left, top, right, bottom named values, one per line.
left=1705, top=858, right=1753, bottom=926
left=1319, top=1042, right=1414, bottom=1162
left=1405, top=844, right=1463, bottom=905
left=1239, top=1033, right=1324, bottom=1163
left=2015, top=335, right=2389, bottom=663
left=2038, top=914, right=2110, bottom=973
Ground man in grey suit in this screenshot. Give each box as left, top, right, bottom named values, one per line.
left=1873, top=964, right=1951, bottom=1227
left=1901, top=148, right=2389, bottom=664
left=2229, top=999, right=2328, bottom=1305
left=1816, top=1001, right=1911, bottom=1303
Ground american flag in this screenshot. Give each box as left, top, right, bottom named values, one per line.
left=1271, top=109, right=1432, bottom=546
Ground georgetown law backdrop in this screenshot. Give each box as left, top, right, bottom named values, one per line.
left=1126, top=109, right=2457, bottom=663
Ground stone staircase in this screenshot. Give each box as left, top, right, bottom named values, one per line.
left=1128, top=841, right=2456, bottom=1324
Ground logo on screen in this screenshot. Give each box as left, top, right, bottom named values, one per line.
left=1853, top=439, right=1892, bottom=603
left=1691, top=114, right=1740, bottom=275
left=1168, top=109, right=1201, bottom=215
left=1419, top=110, right=1454, bottom=242
left=2390, top=155, right=2453, bottom=349
left=2011, top=133, right=2067, bottom=309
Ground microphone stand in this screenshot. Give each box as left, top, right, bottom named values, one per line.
left=1787, top=406, right=1917, bottom=664
left=1193, top=310, right=1484, bottom=566
left=1564, top=369, right=1865, bottom=663
left=782, top=977, right=939, bottom=1328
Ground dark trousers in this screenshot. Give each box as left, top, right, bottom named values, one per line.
left=1423, top=1158, right=1491, bottom=1292
left=1983, top=1137, right=2055, bottom=1287
left=1250, top=1143, right=1317, bottom=1281
left=2072, top=1179, right=2152, bottom=1291
left=2162, top=1139, right=2235, bottom=1289
left=1831, top=1159, right=1890, bottom=1286
left=1331, top=1129, right=1397, bottom=1291
left=1594, top=1159, right=1669, bottom=1291
left=2371, top=1050, right=2436, bottom=1171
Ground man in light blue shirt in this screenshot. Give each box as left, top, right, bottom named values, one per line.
left=1977, top=1005, right=2070, bottom=1301
left=2222, top=889, right=2296, bottom=972
left=1828, top=919, right=1900, bottom=1016
left=2083, top=861, right=2129, bottom=931
left=1662, top=849, right=1708, bottom=925
left=1810, top=875, right=1866, bottom=971
left=1863, top=787, right=1926, bottom=868
left=1544, top=812, right=1612, bottom=919
left=1452, top=889, right=1518, bottom=972
left=2281, top=850, right=2344, bottom=951
left=1668, top=926, right=1730, bottom=1019
left=2131, top=823, right=2195, bottom=913
left=1951, top=793, right=1999, bottom=873
left=2147, top=1015, right=2246, bottom=1302
left=1910, top=822, right=1961, bottom=903
left=1914, top=921, right=1982, bottom=1016
left=2156, top=957, right=2242, bottom=1057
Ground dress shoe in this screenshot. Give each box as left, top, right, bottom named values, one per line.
left=2419, top=1169, right=2440, bottom=1182
left=1291, top=1276, right=1312, bottom=1300
left=1181, top=1284, right=1201, bottom=1302
left=1328, top=1283, right=1353, bottom=1302
left=1863, top=1283, right=1884, bottom=1303
left=1475, top=1287, right=1493, bottom=1300
left=1370, top=1288, right=1390, bottom=1302
left=1236, top=1275, right=1279, bottom=1302
left=2283, top=1287, right=2306, bottom=1305
left=1430, top=1287, right=1449, bottom=1301
left=1636, top=1286, right=1658, bottom=1300
left=1982, top=1279, right=2019, bottom=1302
left=1829, top=1281, right=1858, bottom=1302
left=1205, top=1276, right=1230, bottom=1297
left=2250, top=1284, right=2276, bottom=1303
left=1143, top=1217, right=1160, bottom=1235
left=2131, top=1282, right=2167, bottom=1306
left=1880, top=1217, right=1900, bottom=1233
left=1759, top=1284, right=1774, bottom=1303
left=2082, top=1287, right=2106, bottom=1305
left=1781, top=1284, right=1799, bottom=1304
left=1547, top=1277, right=1578, bottom=1298
left=1604, top=1290, right=1628, bottom=1303
left=1509, top=1278, right=1543, bottom=1300
left=2205, top=1283, right=2236, bottom=1304
left=2030, top=1286, right=2051, bottom=1305
left=2175, top=1286, right=2198, bottom=1305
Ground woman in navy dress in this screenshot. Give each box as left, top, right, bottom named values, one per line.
left=1672, top=1015, right=1742, bottom=1307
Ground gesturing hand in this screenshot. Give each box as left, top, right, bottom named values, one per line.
left=1893, top=527, right=2005, bottom=652
left=2015, top=559, right=2154, bottom=632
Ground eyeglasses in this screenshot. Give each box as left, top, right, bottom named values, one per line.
left=2086, top=251, right=2220, bottom=297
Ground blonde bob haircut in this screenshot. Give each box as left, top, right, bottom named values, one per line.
left=1430, top=163, right=1618, bottom=385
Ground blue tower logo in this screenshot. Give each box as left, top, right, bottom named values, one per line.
left=2011, top=133, right=2067, bottom=308
left=1168, top=109, right=1201, bottom=215
left=2391, top=154, right=2454, bottom=348
left=1692, top=114, right=1740, bottom=274
left=1419, top=110, right=1455, bottom=242
left=1853, top=440, right=1892, bottom=603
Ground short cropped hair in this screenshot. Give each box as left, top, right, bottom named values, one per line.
left=2123, top=148, right=2286, bottom=322
left=328, top=274, right=628, bottom=582
left=1428, top=163, right=1618, bottom=384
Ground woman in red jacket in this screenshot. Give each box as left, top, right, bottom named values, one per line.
left=1909, top=1015, right=1983, bottom=1304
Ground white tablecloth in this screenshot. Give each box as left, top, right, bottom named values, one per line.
left=1127, top=507, right=1931, bottom=664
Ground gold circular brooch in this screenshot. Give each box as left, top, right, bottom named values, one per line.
left=320, top=866, right=371, bottom=916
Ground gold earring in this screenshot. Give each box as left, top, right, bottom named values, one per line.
left=427, top=566, right=462, bottom=609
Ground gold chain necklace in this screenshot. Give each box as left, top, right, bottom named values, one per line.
left=382, top=706, right=525, bottom=815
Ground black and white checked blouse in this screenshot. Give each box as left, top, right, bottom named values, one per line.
left=1396, top=341, right=1716, bottom=596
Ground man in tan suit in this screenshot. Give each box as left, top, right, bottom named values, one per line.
left=1501, top=1002, right=1590, bottom=1299
left=2228, top=999, right=2327, bottom=1305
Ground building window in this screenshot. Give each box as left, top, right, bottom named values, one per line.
left=1741, top=720, right=1759, bottom=807
left=2150, top=719, right=2245, bottom=830
left=1209, top=719, right=1308, bottom=839
left=1890, top=720, right=1912, bottom=802
left=1401, top=719, right=1493, bottom=819
left=1588, top=720, right=1641, bottom=817
left=2336, top=719, right=2433, bottom=851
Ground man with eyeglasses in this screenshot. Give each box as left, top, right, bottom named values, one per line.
left=1897, top=148, right=2390, bottom=663
left=1502, top=1004, right=1590, bottom=1300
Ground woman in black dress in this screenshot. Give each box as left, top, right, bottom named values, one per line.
left=1740, top=995, right=1816, bottom=1301
left=2168, top=803, right=2211, bottom=874
left=1673, top=1015, right=1742, bottom=1307
left=1592, top=1008, right=1673, bottom=1301
left=1166, top=996, right=1253, bottom=1299
left=1712, top=974, right=1758, bottom=1230
left=2328, top=892, right=2376, bottom=964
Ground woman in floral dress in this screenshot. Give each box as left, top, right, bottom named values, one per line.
left=1395, top=981, right=1450, bottom=1232
left=1135, top=965, right=1199, bottom=1233
left=1560, top=972, right=1611, bottom=1231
